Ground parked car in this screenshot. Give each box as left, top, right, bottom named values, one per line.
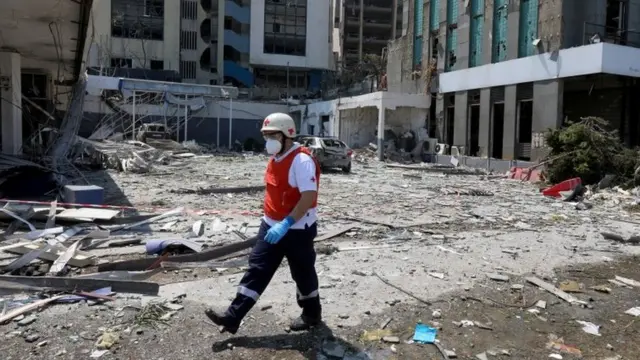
left=297, top=136, right=352, bottom=173
left=135, top=123, right=170, bottom=143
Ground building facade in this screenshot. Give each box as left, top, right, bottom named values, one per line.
left=390, top=0, right=640, bottom=162
left=88, top=0, right=335, bottom=99
left=333, top=0, right=403, bottom=68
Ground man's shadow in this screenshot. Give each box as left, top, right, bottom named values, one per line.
left=211, top=323, right=372, bottom=359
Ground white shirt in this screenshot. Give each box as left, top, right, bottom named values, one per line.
left=263, top=143, right=318, bottom=229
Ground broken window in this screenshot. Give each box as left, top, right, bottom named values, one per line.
left=111, top=0, right=164, bottom=40
left=263, top=0, right=307, bottom=56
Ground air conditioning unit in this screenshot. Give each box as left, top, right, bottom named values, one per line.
left=423, top=138, right=439, bottom=154
left=435, top=143, right=449, bottom=155
left=450, top=146, right=465, bottom=156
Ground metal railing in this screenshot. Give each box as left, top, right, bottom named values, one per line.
left=582, top=22, right=640, bottom=49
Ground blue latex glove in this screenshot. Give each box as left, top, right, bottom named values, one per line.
left=264, top=216, right=295, bottom=244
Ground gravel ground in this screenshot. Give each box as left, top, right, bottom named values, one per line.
left=3, top=152, right=640, bottom=359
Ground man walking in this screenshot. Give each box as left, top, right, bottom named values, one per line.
left=205, top=113, right=322, bottom=334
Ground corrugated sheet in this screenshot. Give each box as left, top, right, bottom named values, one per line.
left=469, top=0, right=484, bottom=67
left=518, top=0, right=539, bottom=57
left=517, top=83, right=533, bottom=100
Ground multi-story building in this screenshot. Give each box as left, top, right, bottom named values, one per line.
left=334, top=0, right=403, bottom=68
left=389, top=0, right=640, bottom=163
left=88, top=0, right=334, bottom=99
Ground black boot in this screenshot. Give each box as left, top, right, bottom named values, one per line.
left=204, top=308, right=239, bottom=334
left=289, top=314, right=322, bottom=331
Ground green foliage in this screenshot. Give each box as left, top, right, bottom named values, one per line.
left=544, top=117, right=639, bottom=186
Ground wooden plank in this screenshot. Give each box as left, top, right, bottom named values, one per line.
left=525, top=276, right=587, bottom=305
left=615, top=275, right=640, bottom=288
left=315, top=225, right=356, bottom=242
left=98, top=236, right=259, bottom=272
left=0, top=275, right=159, bottom=296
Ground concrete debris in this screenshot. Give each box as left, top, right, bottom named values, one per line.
left=3, top=126, right=640, bottom=358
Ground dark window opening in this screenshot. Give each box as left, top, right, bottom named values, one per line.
left=492, top=103, right=504, bottom=159
left=180, top=0, right=197, bottom=20
left=111, top=58, right=133, bottom=68
left=517, top=100, right=533, bottom=161
left=263, top=0, right=307, bottom=56
left=150, top=60, right=164, bottom=70
left=111, top=0, right=164, bottom=40
left=180, top=31, right=198, bottom=50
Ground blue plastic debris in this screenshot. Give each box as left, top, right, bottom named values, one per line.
left=413, top=323, right=437, bottom=344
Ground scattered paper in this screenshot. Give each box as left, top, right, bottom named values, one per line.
left=576, top=320, right=601, bottom=336
left=625, top=307, right=640, bottom=317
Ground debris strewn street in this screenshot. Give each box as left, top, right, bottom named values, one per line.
left=2, top=152, right=640, bottom=359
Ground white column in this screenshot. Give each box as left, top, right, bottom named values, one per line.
left=0, top=52, right=22, bottom=155
left=377, top=103, right=385, bottom=160
left=228, top=98, right=233, bottom=149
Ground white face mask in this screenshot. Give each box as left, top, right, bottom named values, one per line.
left=265, top=139, right=282, bottom=155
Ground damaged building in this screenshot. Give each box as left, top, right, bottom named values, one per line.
left=388, top=0, right=640, bottom=164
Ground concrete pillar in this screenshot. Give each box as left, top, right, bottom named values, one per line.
left=358, top=0, right=364, bottom=62
left=503, top=84, right=518, bottom=159
left=437, top=0, right=448, bottom=71
left=391, top=0, right=398, bottom=39
left=453, top=91, right=468, bottom=148
left=506, top=0, right=520, bottom=60
left=455, top=0, right=470, bottom=69
left=0, top=52, right=22, bottom=155
left=482, top=0, right=494, bottom=65
left=532, top=79, right=563, bottom=161
left=435, top=94, right=446, bottom=141
left=216, top=0, right=225, bottom=81
left=377, top=104, right=386, bottom=160
left=478, top=88, right=491, bottom=157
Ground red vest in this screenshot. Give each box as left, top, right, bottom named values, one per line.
left=264, top=146, right=320, bottom=221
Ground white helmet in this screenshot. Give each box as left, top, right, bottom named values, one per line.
left=261, top=113, right=297, bottom=138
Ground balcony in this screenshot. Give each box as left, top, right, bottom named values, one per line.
left=225, top=0, right=249, bottom=24
left=224, top=60, right=254, bottom=87
left=224, top=29, right=250, bottom=53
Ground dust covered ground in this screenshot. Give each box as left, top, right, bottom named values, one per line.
left=3, top=153, right=640, bottom=359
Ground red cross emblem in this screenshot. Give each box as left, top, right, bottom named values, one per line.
left=310, top=176, right=316, bottom=183
left=263, top=118, right=271, bottom=126
left=288, top=128, right=294, bottom=135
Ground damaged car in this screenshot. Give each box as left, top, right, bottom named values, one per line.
left=297, top=136, right=352, bottom=173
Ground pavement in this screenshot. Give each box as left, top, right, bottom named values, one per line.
left=2, top=152, right=640, bottom=359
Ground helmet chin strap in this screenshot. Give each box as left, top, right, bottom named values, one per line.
left=277, top=135, right=292, bottom=156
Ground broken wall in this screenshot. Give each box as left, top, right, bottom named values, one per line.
left=338, top=107, right=378, bottom=148
left=385, top=106, right=428, bottom=138
left=292, top=100, right=339, bottom=137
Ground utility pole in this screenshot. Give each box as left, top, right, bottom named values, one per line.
left=286, top=61, right=290, bottom=101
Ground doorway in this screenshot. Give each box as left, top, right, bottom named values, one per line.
left=446, top=106, right=455, bottom=146
left=492, top=103, right=505, bottom=159
left=517, top=100, right=533, bottom=160
left=320, top=115, right=330, bottom=136
left=469, top=105, right=480, bottom=156
left=429, top=96, right=437, bottom=139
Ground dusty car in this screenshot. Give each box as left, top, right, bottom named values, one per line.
left=135, top=123, right=170, bottom=143
left=297, top=136, right=352, bottom=173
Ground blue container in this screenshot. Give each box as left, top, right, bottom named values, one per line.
left=63, top=185, right=104, bottom=205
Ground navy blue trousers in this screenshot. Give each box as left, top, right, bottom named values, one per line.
left=225, top=220, right=321, bottom=326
